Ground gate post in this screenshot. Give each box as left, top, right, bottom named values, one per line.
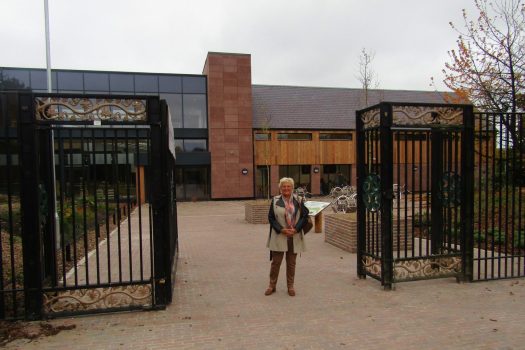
left=39, top=127, right=57, bottom=285
left=18, top=93, right=44, bottom=319
left=460, top=105, right=475, bottom=282
left=379, top=103, right=393, bottom=289
left=356, top=110, right=366, bottom=279
left=149, top=97, right=169, bottom=308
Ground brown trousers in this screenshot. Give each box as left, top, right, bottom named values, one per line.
left=269, top=237, right=297, bottom=288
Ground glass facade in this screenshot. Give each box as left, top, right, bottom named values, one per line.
left=321, top=164, right=352, bottom=194
left=279, top=165, right=311, bottom=191
left=255, top=166, right=270, bottom=198
left=0, top=67, right=210, bottom=201
left=175, top=166, right=209, bottom=200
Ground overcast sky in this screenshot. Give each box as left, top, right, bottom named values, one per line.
left=0, top=0, right=479, bottom=91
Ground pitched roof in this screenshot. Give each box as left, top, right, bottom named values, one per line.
left=252, top=85, right=452, bottom=130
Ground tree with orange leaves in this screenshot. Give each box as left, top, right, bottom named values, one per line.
left=442, top=0, right=524, bottom=184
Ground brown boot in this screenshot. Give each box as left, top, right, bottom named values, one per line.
left=265, top=286, right=276, bottom=296
left=266, top=252, right=284, bottom=296
left=286, top=250, right=297, bottom=297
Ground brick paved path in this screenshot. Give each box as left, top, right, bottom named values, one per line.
left=7, top=201, right=525, bottom=349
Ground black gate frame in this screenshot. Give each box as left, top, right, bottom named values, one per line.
left=15, top=93, right=178, bottom=319
left=356, top=102, right=475, bottom=289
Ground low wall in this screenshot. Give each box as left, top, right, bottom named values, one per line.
left=245, top=201, right=270, bottom=224
left=324, top=214, right=413, bottom=253
left=324, top=214, right=357, bottom=252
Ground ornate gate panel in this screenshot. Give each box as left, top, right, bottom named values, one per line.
left=357, top=102, right=474, bottom=289
left=15, top=93, right=178, bottom=318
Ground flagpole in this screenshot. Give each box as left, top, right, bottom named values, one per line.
left=44, top=0, right=59, bottom=254
left=44, top=0, right=52, bottom=92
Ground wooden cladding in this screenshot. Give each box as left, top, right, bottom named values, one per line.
left=254, top=130, right=355, bottom=165
left=254, top=129, right=490, bottom=166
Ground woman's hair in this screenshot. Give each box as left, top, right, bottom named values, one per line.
left=279, top=177, right=295, bottom=189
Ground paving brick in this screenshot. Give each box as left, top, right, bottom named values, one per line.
left=6, top=200, right=525, bottom=349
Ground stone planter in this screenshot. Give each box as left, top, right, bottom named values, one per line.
left=324, top=213, right=413, bottom=253
left=245, top=200, right=271, bottom=224
left=324, top=213, right=357, bottom=252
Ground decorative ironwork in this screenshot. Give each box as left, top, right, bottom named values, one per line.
left=35, top=97, right=147, bottom=122
left=362, top=174, right=381, bottom=212
left=361, top=108, right=380, bottom=128
left=393, top=256, right=461, bottom=281
left=363, top=256, right=382, bottom=278
left=392, top=106, right=463, bottom=126
left=43, top=285, right=152, bottom=313
left=440, top=171, right=461, bottom=207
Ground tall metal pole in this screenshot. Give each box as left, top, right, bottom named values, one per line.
left=44, top=0, right=52, bottom=92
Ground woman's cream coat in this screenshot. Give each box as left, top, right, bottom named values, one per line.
left=266, top=194, right=308, bottom=253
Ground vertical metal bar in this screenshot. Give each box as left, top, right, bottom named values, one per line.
left=490, top=113, right=496, bottom=279
left=404, top=132, right=408, bottom=257
left=80, top=128, right=89, bottom=285
left=371, top=129, right=376, bottom=260
left=396, top=132, right=400, bottom=259
left=125, top=129, right=133, bottom=281
left=517, top=113, right=524, bottom=277
left=431, top=127, right=443, bottom=256
left=103, top=128, right=111, bottom=284
left=509, top=112, right=516, bottom=277
left=476, top=113, right=483, bottom=280
left=57, top=131, right=67, bottom=286
left=69, top=129, right=78, bottom=286
left=136, top=132, right=144, bottom=280
left=356, top=110, right=366, bottom=278
left=113, top=129, right=123, bottom=282
left=418, top=132, right=423, bottom=258
left=453, top=131, right=456, bottom=251
left=426, top=130, right=431, bottom=256
left=497, top=113, right=503, bottom=278
left=447, top=130, right=453, bottom=251
left=147, top=132, right=154, bottom=285
left=380, top=103, right=393, bottom=289
left=484, top=113, right=491, bottom=279
left=461, top=105, right=475, bottom=282
left=91, top=129, right=100, bottom=285
left=504, top=113, right=510, bottom=277
left=411, top=133, right=415, bottom=258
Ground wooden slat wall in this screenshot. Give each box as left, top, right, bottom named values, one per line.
left=254, top=130, right=355, bottom=165
left=254, top=130, right=490, bottom=166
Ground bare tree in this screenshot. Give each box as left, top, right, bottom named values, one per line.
left=357, top=48, right=380, bottom=107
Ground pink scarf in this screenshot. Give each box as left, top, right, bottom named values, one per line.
left=283, top=196, right=296, bottom=228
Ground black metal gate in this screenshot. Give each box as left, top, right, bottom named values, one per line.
left=473, top=112, right=525, bottom=281
left=356, top=102, right=474, bottom=289
left=0, top=92, right=178, bottom=319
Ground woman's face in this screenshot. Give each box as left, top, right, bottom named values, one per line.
left=280, top=182, right=293, bottom=198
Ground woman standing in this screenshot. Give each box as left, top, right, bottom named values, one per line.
left=265, top=177, right=309, bottom=296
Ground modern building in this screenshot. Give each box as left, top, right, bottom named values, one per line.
left=0, top=51, right=452, bottom=200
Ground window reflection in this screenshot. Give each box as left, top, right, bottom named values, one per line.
left=183, top=139, right=206, bottom=152
left=0, top=69, right=30, bottom=90
left=161, top=93, right=183, bottom=128
left=183, top=94, right=207, bottom=128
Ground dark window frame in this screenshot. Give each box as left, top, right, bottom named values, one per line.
left=320, top=133, right=353, bottom=141
left=254, top=133, right=271, bottom=141
left=277, top=133, right=312, bottom=141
